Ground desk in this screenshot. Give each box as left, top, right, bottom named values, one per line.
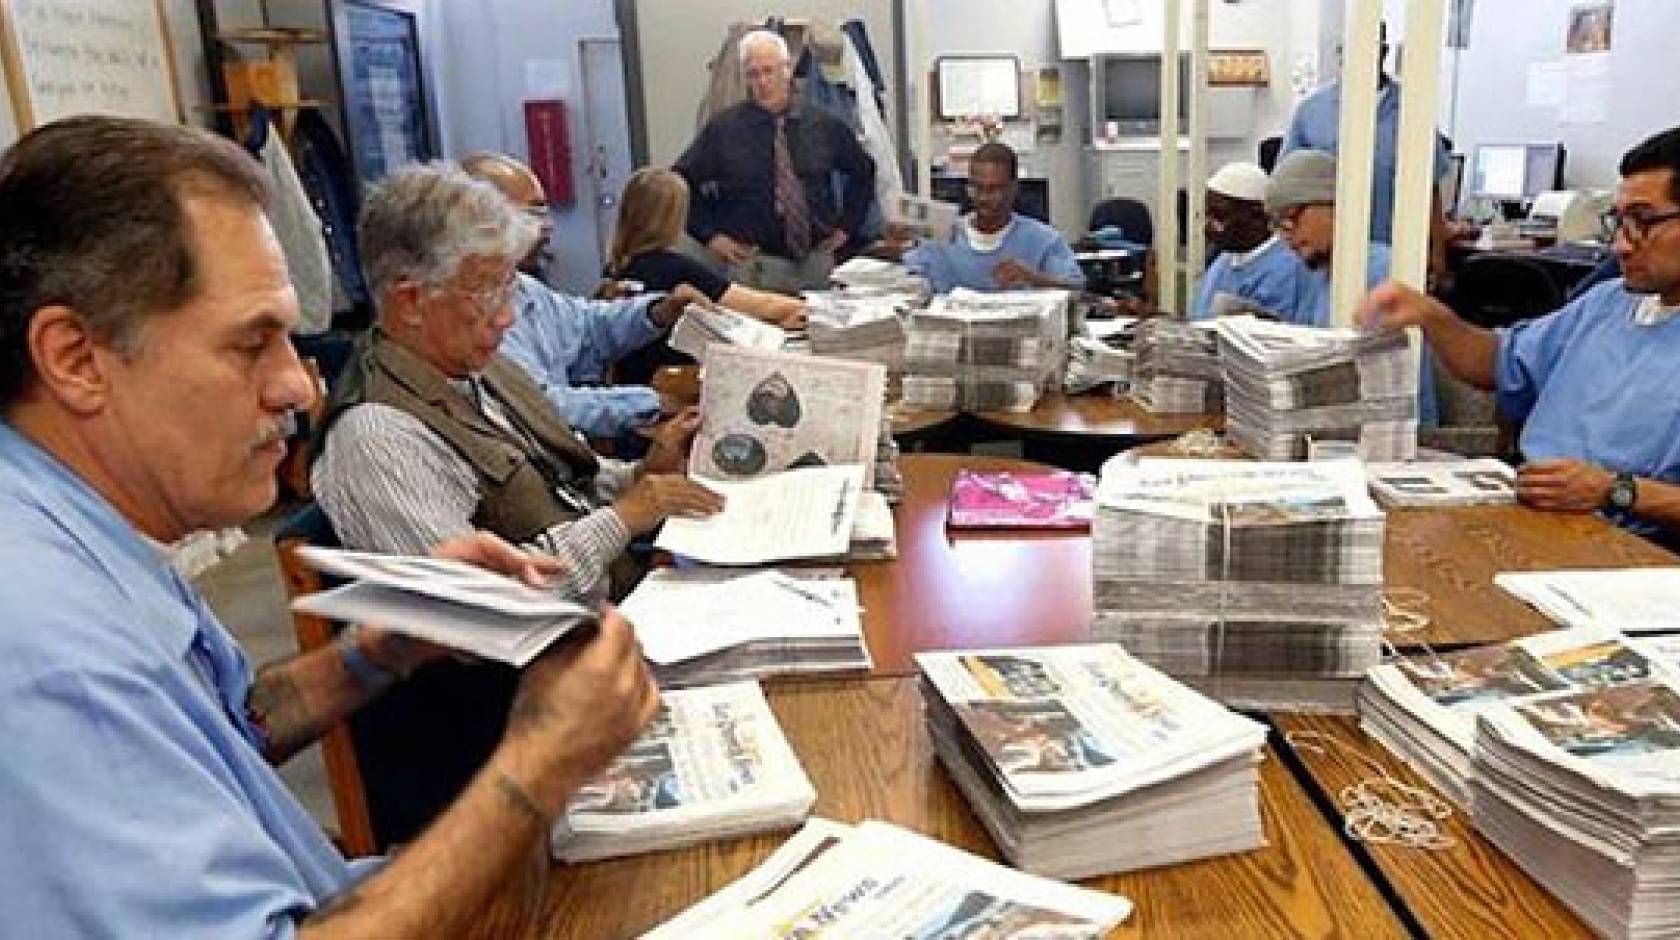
left=856, top=454, right=1092, bottom=674
left=482, top=678, right=1408, bottom=939
left=1273, top=713, right=1591, bottom=939
left=1384, top=505, right=1675, bottom=648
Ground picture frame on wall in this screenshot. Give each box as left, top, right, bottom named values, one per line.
left=330, top=0, right=438, bottom=183
left=0, top=0, right=182, bottom=131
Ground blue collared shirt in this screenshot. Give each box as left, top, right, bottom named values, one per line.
left=0, top=421, right=361, bottom=937
left=1497, top=279, right=1680, bottom=534
left=500, top=272, right=665, bottom=438
left=1191, top=236, right=1314, bottom=324
left=904, top=213, right=1087, bottom=294
left=1282, top=81, right=1451, bottom=243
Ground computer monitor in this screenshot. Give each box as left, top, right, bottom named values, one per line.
left=935, top=55, right=1022, bottom=120
left=1094, top=53, right=1189, bottom=136
left=1470, top=143, right=1565, bottom=201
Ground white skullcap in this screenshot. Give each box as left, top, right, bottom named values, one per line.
left=1207, top=162, right=1269, bottom=203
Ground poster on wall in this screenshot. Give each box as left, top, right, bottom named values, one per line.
left=0, top=0, right=181, bottom=130
left=333, top=0, right=437, bottom=183
left=1566, top=2, right=1613, bottom=54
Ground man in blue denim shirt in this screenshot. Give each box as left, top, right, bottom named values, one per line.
left=0, top=116, right=658, bottom=937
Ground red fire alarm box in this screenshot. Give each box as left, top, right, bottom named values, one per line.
left=524, top=99, right=574, bottom=207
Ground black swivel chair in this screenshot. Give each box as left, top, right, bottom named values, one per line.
left=1258, top=136, right=1283, bottom=172
left=1088, top=198, right=1154, bottom=247
left=1453, top=255, right=1565, bottom=328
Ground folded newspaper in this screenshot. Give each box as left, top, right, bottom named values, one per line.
left=917, top=644, right=1267, bottom=879
left=1364, top=458, right=1516, bottom=508
left=551, top=681, right=815, bottom=862
left=619, top=569, right=871, bottom=687
left=670, top=304, right=788, bottom=359
left=903, top=288, right=1070, bottom=412
left=1496, top=568, right=1680, bottom=635
left=288, top=547, right=592, bottom=666
left=802, top=290, right=911, bottom=370
left=655, top=465, right=866, bottom=565
left=642, top=818, right=1134, bottom=938
left=888, top=192, right=960, bottom=243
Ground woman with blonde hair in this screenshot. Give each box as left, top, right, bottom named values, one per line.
left=608, top=167, right=806, bottom=328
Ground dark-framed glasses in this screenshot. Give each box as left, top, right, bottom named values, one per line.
left=1602, top=207, right=1680, bottom=244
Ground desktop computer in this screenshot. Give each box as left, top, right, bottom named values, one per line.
left=1470, top=143, right=1566, bottom=216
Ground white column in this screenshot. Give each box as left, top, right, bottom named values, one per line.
left=1393, top=0, right=1445, bottom=289
left=1158, top=0, right=1183, bottom=315
left=912, top=0, right=933, bottom=196
left=1185, top=0, right=1211, bottom=308
left=1329, top=2, right=1381, bottom=327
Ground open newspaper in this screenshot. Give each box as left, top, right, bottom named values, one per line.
left=1359, top=626, right=1674, bottom=806
left=887, top=191, right=960, bottom=243
left=655, top=465, right=865, bottom=565
left=1496, top=567, right=1680, bottom=635
left=620, top=570, right=870, bottom=686
left=670, top=303, right=788, bottom=359
left=642, top=818, right=1133, bottom=939
left=551, top=681, right=815, bottom=862
left=690, top=345, right=885, bottom=487
left=1364, top=458, right=1516, bottom=508
left=288, top=546, right=592, bottom=665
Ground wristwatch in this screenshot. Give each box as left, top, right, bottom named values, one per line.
left=1607, top=472, right=1639, bottom=512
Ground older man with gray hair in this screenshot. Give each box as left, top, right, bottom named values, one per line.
left=675, top=28, right=876, bottom=292
left=311, top=161, right=721, bottom=843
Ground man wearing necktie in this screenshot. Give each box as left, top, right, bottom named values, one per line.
left=676, top=29, right=876, bottom=294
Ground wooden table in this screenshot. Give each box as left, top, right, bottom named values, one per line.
left=1385, top=505, right=1675, bottom=648
left=1273, top=713, right=1592, bottom=939
left=975, top=391, right=1222, bottom=443
left=856, top=454, right=1093, bottom=674
left=487, top=679, right=1408, bottom=939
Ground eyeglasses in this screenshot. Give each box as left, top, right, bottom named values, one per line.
left=444, top=273, right=518, bottom=322
left=1269, top=203, right=1330, bottom=234
left=1602, top=207, right=1680, bottom=245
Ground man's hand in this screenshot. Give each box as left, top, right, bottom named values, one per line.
left=777, top=303, right=809, bottom=330
left=707, top=234, right=756, bottom=266
left=650, top=283, right=715, bottom=328
left=611, top=474, right=725, bottom=535
left=496, top=607, right=662, bottom=817
left=992, top=258, right=1043, bottom=289
left=641, top=408, right=701, bottom=474
left=1360, top=279, right=1454, bottom=334
left=1516, top=459, right=1616, bottom=514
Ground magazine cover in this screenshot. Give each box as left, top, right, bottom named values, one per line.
left=948, top=470, right=1097, bottom=530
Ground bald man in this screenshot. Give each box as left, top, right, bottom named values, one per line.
left=1190, top=162, right=1311, bottom=323
left=463, top=152, right=707, bottom=440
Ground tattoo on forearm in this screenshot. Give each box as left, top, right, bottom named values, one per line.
left=247, top=665, right=311, bottom=760
left=495, top=772, right=549, bottom=825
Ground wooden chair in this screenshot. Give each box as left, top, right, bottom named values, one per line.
left=272, top=503, right=379, bottom=858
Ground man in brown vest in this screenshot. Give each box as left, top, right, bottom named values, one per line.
left=312, top=161, right=722, bottom=844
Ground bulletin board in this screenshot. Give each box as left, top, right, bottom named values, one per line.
left=0, top=0, right=181, bottom=130
left=331, top=0, right=437, bottom=183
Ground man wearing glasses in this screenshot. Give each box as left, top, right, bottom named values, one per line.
left=1364, top=127, right=1680, bottom=541
left=904, top=142, right=1085, bottom=294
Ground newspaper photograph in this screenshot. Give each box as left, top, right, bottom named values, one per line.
left=1511, top=681, right=1680, bottom=771
left=918, top=645, right=1266, bottom=807
left=690, top=345, right=885, bottom=485
left=1097, top=458, right=1383, bottom=526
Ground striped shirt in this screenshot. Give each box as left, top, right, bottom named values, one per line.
left=312, top=397, right=635, bottom=602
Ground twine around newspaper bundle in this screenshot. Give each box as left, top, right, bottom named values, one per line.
left=1285, top=730, right=1457, bottom=851
left=1163, top=428, right=1226, bottom=457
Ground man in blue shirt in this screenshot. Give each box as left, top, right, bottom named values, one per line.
left=1365, top=126, right=1680, bottom=540
left=1191, top=161, right=1313, bottom=323
left=905, top=142, right=1086, bottom=294
left=0, top=116, right=659, bottom=936
left=1282, top=21, right=1453, bottom=284
left=463, top=152, right=706, bottom=439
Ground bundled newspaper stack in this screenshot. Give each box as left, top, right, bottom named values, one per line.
left=1216, top=315, right=1418, bottom=461
left=902, top=288, right=1070, bottom=412
left=828, top=256, right=931, bottom=296
left=1091, top=458, right=1386, bottom=711
left=1364, top=458, right=1516, bottom=508
left=1472, top=677, right=1680, bottom=939
left=871, top=413, right=905, bottom=502
left=1497, top=568, right=1680, bottom=636
left=551, top=681, right=815, bottom=862
left=1064, top=338, right=1136, bottom=394
left=619, top=569, right=871, bottom=687
left=803, top=290, right=913, bottom=371
left=1359, top=627, right=1669, bottom=807
left=1130, top=317, right=1223, bottom=413
left=669, top=304, right=788, bottom=359
left=917, top=645, right=1268, bottom=879
left=644, top=818, right=1134, bottom=938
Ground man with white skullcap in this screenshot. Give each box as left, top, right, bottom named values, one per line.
left=1191, top=162, right=1312, bottom=323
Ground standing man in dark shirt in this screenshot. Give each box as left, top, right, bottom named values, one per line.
left=675, top=29, right=875, bottom=294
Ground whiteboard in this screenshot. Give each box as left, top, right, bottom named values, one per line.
left=0, top=0, right=181, bottom=129
left=935, top=56, right=1020, bottom=119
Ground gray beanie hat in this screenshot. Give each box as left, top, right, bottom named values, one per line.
left=1265, top=149, right=1338, bottom=215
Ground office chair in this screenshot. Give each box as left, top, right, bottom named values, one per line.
left=1453, top=255, right=1565, bottom=328
left=1258, top=136, right=1283, bottom=172
left=1088, top=197, right=1153, bottom=246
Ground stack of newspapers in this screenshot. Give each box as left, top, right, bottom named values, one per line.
left=902, top=288, right=1070, bottom=412
left=1496, top=568, right=1680, bottom=636
left=644, top=818, right=1134, bottom=938
left=1364, top=458, right=1516, bottom=508
left=803, top=290, right=912, bottom=371
left=917, top=645, right=1268, bottom=879
left=871, top=412, right=905, bottom=502
left=1130, top=317, right=1223, bottom=413
left=1472, top=676, right=1680, bottom=939
left=1091, top=457, right=1386, bottom=711
left=670, top=304, right=788, bottom=359
left=550, top=681, right=815, bottom=862
left=618, top=569, right=871, bottom=687
left=829, top=256, right=931, bottom=296
left=1216, top=315, right=1418, bottom=461
left=1359, top=627, right=1669, bottom=807
left=1064, top=337, right=1136, bottom=394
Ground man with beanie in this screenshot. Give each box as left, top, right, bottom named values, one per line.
left=1267, top=148, right=1438, bottom=424
left=1191, top=162, right=1311, bottom=323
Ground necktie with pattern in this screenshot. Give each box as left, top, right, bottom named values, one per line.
left=773, top=115, right=812, bottom=258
